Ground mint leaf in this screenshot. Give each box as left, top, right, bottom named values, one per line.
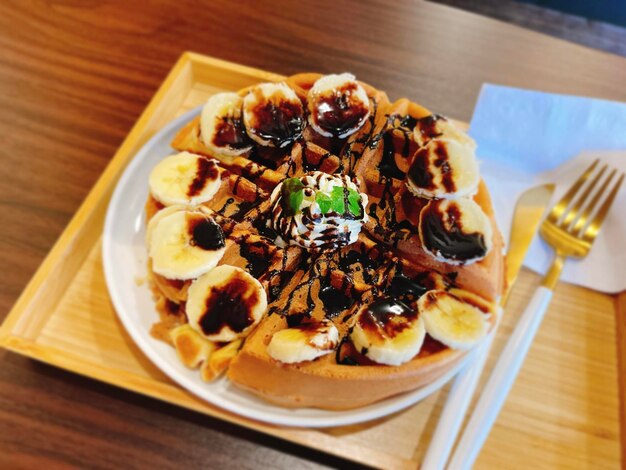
left=289, top=189, right=303, bottom=214
left=330, top=186, right=346, bottom=214
left=316, top=192, right=332, bottom=214
left=347, top=188, right=362, bottom=217
left=282, top=177, right=304, bottom=194
left=281, top=178, right=304, bottom=215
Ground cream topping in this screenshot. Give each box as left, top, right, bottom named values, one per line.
left=268, top=171, right=368, bottom=252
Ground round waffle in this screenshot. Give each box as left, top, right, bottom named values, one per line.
left=145, top=73, right=505, bottom=410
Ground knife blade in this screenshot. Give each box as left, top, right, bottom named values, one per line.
left=421, top=183, right=554, bottom=470
left=501, top=184, right=554, bottom=305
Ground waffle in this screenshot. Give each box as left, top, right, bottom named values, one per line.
left=145, top=73, right=505, bottom=409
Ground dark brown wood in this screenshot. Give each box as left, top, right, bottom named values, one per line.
left=1, top=0, right=625, bottom=466
left=429, top=0, right=626, bottom=58
left=617, top=292, right=626, bottom=470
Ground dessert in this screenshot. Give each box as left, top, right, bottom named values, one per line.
left=145, top=73, right=505, bottom=409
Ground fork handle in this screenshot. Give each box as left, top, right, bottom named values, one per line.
left=447, top=286, right=553, bottom=470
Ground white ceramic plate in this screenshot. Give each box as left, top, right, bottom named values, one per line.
left=102, top=106, right=471, bottom=427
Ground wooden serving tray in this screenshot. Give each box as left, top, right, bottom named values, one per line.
left=0, top=52, right=622, bottom=469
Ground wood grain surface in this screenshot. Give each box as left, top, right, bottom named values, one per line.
left=1, top=1, right=626, bottom=468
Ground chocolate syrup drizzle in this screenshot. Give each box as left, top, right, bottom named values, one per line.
left=420, top=201, right=487, bottom=262
left=198, top=272, right=259, bottom=336
left=245, top=88, right=304, bottom=148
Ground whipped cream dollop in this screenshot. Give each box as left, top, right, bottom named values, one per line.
left=268, top=171, right=368, bottom=252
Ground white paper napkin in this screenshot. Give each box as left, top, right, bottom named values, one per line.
left=469, top=84, right=626, bottom=293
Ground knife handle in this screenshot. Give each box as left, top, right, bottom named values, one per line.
left=447, top=286, right=553, bottom=470
left=421, top=335, right=493, bottom=470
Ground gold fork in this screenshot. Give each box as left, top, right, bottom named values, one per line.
left=448, top=160, right=624, bottom=470
left=541, top=159, right=624, bottom=289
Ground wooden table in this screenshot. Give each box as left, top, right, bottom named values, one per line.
left=1, top=1, right=624, bottom=467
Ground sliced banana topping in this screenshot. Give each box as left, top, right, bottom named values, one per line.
left=418, top=289, right=491, bottom=350
left=419, top=198, right=493, bottom=265
left=200, top=92, right=252, bottom=157
left=350, top=297, right=426, bottom=366
left=169, top=324, right=217, bottom=369
left=242, top=82, right=304, bottom=148
left=148, top=210, right=226, bottom=280
left=413, top=114, right=476, bottom=149
left=406, top=139, right=479, bottom=200
left=186, top=265, right=268, bottom=342
left=267, top=319, right=339, bottom=364
left=149, top=152, right=221, bottom=206
left=307, top=73, right=371, bottom=139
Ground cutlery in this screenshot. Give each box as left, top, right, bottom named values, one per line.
left=448, top=160, right=624, bottom=469
left=421, top=183, right=554, bottom=470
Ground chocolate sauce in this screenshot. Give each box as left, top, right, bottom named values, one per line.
left=407, top=146, right=434, bottom=190
left=198, top=273, right=258, bottom=335
left=187, top=216, right=225, bottom=250
left=237, top=235, right=274, bottom=278
left=248, top=147, right=279, bottom=169
left=246, top=89, right=304, bottom=148
left=359, top=297, right=417, bottom=338
left=165, top=299, right=180, bottom=315
left=399, top=115, right=418, bottom=130
left=286, top=313, right=307, bottom=327
left=433, top=141, right=455, bottom=193
left=216, top=197, right=236, bottom=216
left=313, top=83, right=369, bottom=139
left=336, top=335, right=359, bottom=365
left=413, top=114, right=445, bottom=144
left=212, top=116, right=251, bottom=149
left=387, top=274, right=428, bottom=300
left=338, top=248, right=379, bottom=284
left=379, top=131, right=405, bottom=180
left=187, top=158, right=219, bottom=197
left=420, top=201, right=487, bottom=261
left=319, top=285, right=354, bottom=318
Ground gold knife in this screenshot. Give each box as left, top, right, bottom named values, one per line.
left=501, top=183, right=555, bottom=306
left=421, top=183, right=554, bottom=470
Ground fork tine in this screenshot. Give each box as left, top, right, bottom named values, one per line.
left=582, top=172, right=624, bottom=243
left=547, top=159, right=599, bottom=224
left=572, top=168, right=615, bottom=234
left=560, top=164, right=607, bottom=228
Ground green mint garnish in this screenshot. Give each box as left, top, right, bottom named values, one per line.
left=328, top=186, right=362, bottom=216
left=315, top=192, right=332, bottom=214
left=347, top=188, right=362, bottom=216
left=330, top=186, right=346, bottom=213
left=281, top=178, right=304, bottom=215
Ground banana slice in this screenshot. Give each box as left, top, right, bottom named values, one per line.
left=267, top=319, right=339, bottom=364
left=418, top=289, right=491, bottom=350
left=186, top=265, right=268, bottom=342
left=307, top=73, right=370, bottom=139
left=149, top=152, right=221, bottom=206
left=201, top=339, right=243, bottom=381
left=419, top=198, right=493, bottom=265
left=350, top=297, right=426, bottom=366
left=169, top=324, right=217, bottom=369
left=148, top=210, right=226, bottom=280
left=406, top=139, right=479, bottom=200
left=200, top=92, right=253, bottom=157
left=413, top=114, right=476, bottom=149
left=146, top=204, right=187, bottom=248
left=242, top=82, right=304, bottom=148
